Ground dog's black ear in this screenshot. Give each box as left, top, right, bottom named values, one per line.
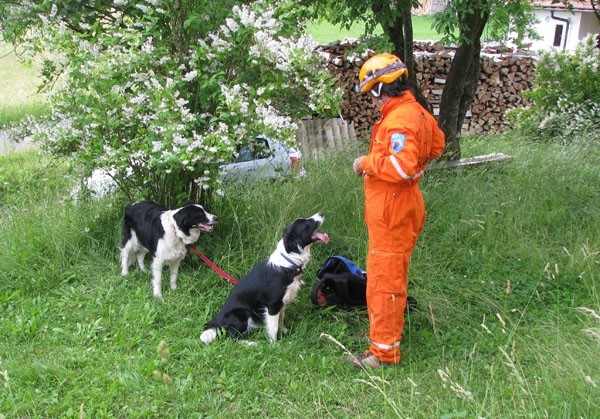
left=283, top=223, right=303, bottom=254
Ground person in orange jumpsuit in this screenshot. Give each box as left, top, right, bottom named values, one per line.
left=348, top=53, right=445, bottom=369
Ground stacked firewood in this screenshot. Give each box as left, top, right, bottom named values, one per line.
left=318, top=40, right=536, bottom=139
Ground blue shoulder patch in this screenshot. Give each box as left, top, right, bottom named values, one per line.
left=391, top=133, right=406, bottom=154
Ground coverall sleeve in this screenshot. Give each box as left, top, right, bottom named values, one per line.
left=360, top=127, right=422, bottom=183
left=359, top=111, right=445, bottom=184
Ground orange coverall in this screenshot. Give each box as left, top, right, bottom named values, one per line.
left=357, top=91, right=445, bottom=364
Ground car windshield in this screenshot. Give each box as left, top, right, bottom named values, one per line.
left=233, top=137, right=271, bottom=163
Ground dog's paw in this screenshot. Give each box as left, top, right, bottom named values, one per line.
left=240, top=340, right=258, bottom=347
left=200, top=328, right=217, bottom=345
left=281, top=327, right=289, bottom=335
left=153, top=292, right=163, bottom=299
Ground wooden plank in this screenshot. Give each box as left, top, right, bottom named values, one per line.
left=305, top=119, right=320, bottom=161
left=339, top=118, right=350, bottom=145
left=428, top=152, right=512, bottom=170
left=348, top=123, right=357, bottom=143
left=296, top=121, right=310, bottom=161
left=324, top=123, right=336, bottom=155
left=315, top=119, right=325, bottom=159
left=331, top=119, right=343, bottom=148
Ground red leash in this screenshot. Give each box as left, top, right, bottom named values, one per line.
left=188, top=245, right=238, bottom=285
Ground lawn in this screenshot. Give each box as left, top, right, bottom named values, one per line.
left=1, top=134, right=599, bottom=416
left=1, top=12, right=599, bottom=418
left=0, top=42, right=47, bottom=127
left=306, top=15, right=439, bottom=44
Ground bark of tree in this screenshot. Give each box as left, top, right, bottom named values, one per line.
left=438, top=8, right=490, bottom=159
left=371, top=2, right=431, bottom=112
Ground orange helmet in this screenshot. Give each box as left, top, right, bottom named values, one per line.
left=358, top=53, right=408, bottom=93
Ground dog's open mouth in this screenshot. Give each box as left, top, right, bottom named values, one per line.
left=194, top=223, right=215, bottom=232
left=312, top=232, right=330, bottom=244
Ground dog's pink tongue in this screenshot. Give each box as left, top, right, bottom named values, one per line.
left=313, top=232, right=330, bottom=244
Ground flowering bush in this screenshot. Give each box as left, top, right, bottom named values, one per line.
left=507, top=34, right=600, bottom=143
left=8, top=0, right=341, bottom=205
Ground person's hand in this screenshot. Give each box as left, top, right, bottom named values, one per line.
left=353, top=156, right=365, bottom=176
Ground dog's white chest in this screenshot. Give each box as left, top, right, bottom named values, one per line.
left=158, top=236, right=187, bottom=260
left=282, top=275, right=303, bottom=305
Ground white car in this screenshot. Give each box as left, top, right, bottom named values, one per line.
left=220, top=136, right=304, bottom=183
left=75, top=136, right=303, bottom=198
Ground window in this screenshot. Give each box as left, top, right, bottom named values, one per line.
left=553, top=25, right=563, bottom=47
left=234, top=147, right=255, bottom=163
left=233, top=137, right=271, bottom=163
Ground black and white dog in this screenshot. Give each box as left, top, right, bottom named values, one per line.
left=200, top=212, right=329, bottom=345
left=120, top=201, right=218, bottom=298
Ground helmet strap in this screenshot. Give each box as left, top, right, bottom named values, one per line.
left=370, top=82, right=384, bottom=98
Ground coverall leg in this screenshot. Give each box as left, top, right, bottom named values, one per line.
left=365, top=184, right=425, bottom=364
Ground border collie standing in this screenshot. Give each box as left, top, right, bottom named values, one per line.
left=200, top=212, right=329, bottom=345
left=120, top=201, right=218, bottom=298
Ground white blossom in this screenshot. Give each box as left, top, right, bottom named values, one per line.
left=141, top=37, right=155, bottom=53
left=225, top=18, right=239, bottom=33
left=182, top=70, right=197, bottom=82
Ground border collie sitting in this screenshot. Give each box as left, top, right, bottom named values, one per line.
left=200, top=212, right=329, bottom=345
left=120, top=201, right=218, bottom=298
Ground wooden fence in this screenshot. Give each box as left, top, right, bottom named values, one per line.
left=296, top=118, right=359, bottom=161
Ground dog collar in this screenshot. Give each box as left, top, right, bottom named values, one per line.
left=280, top=252, right=304, bottom=272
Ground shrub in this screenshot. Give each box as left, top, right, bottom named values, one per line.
left=507, top=34, right=600, bottom=143
left=6, top=0, right=342, bottom=205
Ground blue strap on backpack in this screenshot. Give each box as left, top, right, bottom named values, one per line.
left=316, top=255, right=366, bottom=278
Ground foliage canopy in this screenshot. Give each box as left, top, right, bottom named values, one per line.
left=2, top=0, right=342, bottom=205
left=508, top=34, right=600, bottom=142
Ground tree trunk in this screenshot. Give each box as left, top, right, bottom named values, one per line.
left=457, top=41, right=482, bottom=137
left=371, top=2, right=431, bottom=111
left=438, top=9, right=489, bottom=160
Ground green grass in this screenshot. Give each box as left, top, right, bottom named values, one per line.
left=0, top=42, right=48, bottom=127
left=1, top=133, right=599, bottom=417
left=306, top=15, right=439, bottom=44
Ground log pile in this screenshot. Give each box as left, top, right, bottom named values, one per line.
left=318, top=40, right=537, bottom=139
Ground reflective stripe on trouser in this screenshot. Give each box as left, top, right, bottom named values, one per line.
left=366, top=250, right=410, bottom=364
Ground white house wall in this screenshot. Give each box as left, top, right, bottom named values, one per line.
left=530, top=9, right=599, bottom=52
left=578, top=12, right=600, bottom=41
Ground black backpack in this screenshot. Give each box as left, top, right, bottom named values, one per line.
left=310, top=256, right=367, bottom=311
left=310, top=255, right=417, bottom=312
